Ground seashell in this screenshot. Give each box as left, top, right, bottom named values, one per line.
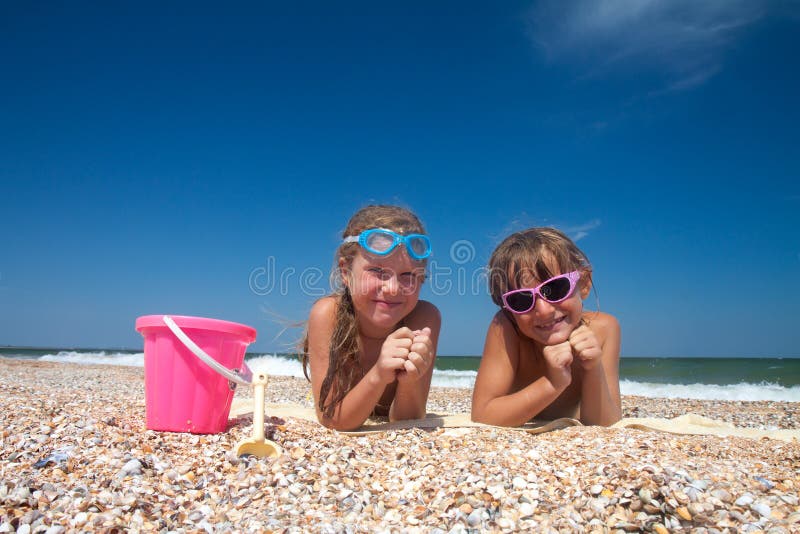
left=687, top=503, right=704, bottom=517
left=467, top=509, right=483, bottom=527
left=730, top=511, right=748, bottom=523
left=383, top=509, right=400, bottom=523
left=629, top=497, right=642, bottom=511
left=675, top=506, right=692, bottom=521
left=519, top=502, right=535, bottom=518
left=710, top=489, right=732, bottom=503
left=119, top=459, right=142, bottom=476
left=753, top=476, right=774, bottom=490
left=688, top=479, right=708, bottom=491
left=643, top=503, right=662, bottom=514
left=734, top=494, right=754, bottom=507
left=33, top=452, right=69, bottom=469
left=487, top=484, right=505, bottom=500
left=496, top=517, right=514, bottom=530
left=750, top=502, right=770, bottom=518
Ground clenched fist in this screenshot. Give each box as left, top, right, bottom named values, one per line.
left=398, top=327, right=433, bottom=383
left=542, top=341, right=573, bottom=390
left=569, top=325, right=602, bottom=371
left=376, top=327, right=415, bottom=384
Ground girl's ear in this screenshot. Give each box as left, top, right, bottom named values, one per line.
left=579, top=270, right=593, bottom=300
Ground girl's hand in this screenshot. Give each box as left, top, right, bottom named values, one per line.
left=569, top=325, right=603, bottom=371
left=542, top=341, right=573, bottom=390
left=397, top=327, right=433, bottom=383
left=376, top=327, right=415, bottom=385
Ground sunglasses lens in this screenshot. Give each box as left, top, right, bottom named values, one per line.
left=540, top=277, right=572, bottom=302
left=407, top=236, right=431, bottom=258
left=506, top=291, right=534, bottom=312
left=364, top=231, right=396, bottom=254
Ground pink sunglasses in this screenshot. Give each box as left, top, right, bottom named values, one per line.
left=501, top=271, right=581, bottom=314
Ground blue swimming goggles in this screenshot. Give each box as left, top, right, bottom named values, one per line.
left=343, top=228, right=432, bottom=260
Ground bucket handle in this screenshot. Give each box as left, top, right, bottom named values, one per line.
left=162, top=315, right=253, bottom=387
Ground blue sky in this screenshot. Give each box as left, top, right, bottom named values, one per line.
left=1, top=1, right=798, bottom=357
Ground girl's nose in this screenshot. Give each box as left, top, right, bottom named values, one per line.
left=381, top=273, right=400, bottom=294
left=533, top=296, right=555, bottom=315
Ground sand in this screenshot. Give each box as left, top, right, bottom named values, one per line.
left=1, top=358, right=799, bottom=532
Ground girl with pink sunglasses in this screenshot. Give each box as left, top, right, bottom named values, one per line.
left=471, top=227, right=621, bottom=427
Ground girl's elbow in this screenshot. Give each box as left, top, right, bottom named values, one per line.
left=607, top=408, right=623, bottom=426
left=471, top=403, right=492, bottom=424
left=317, top=413, right=362, bottom=432
left=320, top=418, right=360, bottom=432
left=597, top=414, right=621, bottom=427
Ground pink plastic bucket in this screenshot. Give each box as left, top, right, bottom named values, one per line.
left=135, top=315, right=256, bottom=434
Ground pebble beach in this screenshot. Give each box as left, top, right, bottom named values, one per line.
left=1, top=358, right=799, bottom=533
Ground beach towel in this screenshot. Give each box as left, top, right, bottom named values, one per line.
left=612, top=413, right=800, bottom=442
left=230, top=401, right=580, bottom=435
left=229, top=400, right=799, bottom=442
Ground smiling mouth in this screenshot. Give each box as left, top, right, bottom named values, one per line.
left=535, top=316, right=566, bottom=330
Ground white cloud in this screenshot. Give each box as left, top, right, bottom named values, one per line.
left=528, top=0, right=774, bottom=91
left=563, top=219, right=601, bottom=241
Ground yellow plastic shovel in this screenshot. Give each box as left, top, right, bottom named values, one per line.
left=235, top=372, right=282, bottom=458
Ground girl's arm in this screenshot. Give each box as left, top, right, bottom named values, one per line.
left=390, top=300, right=441, bottom=421
left=471, top=312, right=570, bottom=427
left=307, top=297, right=399, bottom=430
left=574, top=312, right=622, bottom=425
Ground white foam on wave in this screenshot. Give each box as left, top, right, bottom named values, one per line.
left=247, top=354, right=305, bottom=378
left=430, top=369, right=478, bottom=389
left=620, top=379, right=800, bottom=402
left=33, top=352, right=800, bottom=401
left=40, top=351, right=145, bottom=367
left=247, top=355, right=479, bottom=388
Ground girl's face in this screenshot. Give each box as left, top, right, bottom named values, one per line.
left=508, top=261, right=588, bottom=347
left=342, top=249, right=425, bottom=338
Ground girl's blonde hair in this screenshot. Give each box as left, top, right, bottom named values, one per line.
left=301, top=205, right=427, bottom=419
left=488, top=227, right=591, bottom=308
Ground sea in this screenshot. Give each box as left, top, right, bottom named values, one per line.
left=2, top=347, right=799, bottom=402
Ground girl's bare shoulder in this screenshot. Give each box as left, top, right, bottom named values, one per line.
left=490, top=309, right=517, bottom=331
left=405, top=299, right=441, bottom=329
left=308, top=296, right=338, bottom=326
left=486, top=310, right=523, bottom=346
left=584, top=311, right=620, bottom=338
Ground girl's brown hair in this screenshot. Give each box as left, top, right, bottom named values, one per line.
left=488, top=227, right=592, bottom=309
left=301, top=205, right=427, bottom=419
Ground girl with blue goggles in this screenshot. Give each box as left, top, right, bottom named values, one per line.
left=342, top=228, right=432, bottom=260
left=301, top=205, right=440, bottom=431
